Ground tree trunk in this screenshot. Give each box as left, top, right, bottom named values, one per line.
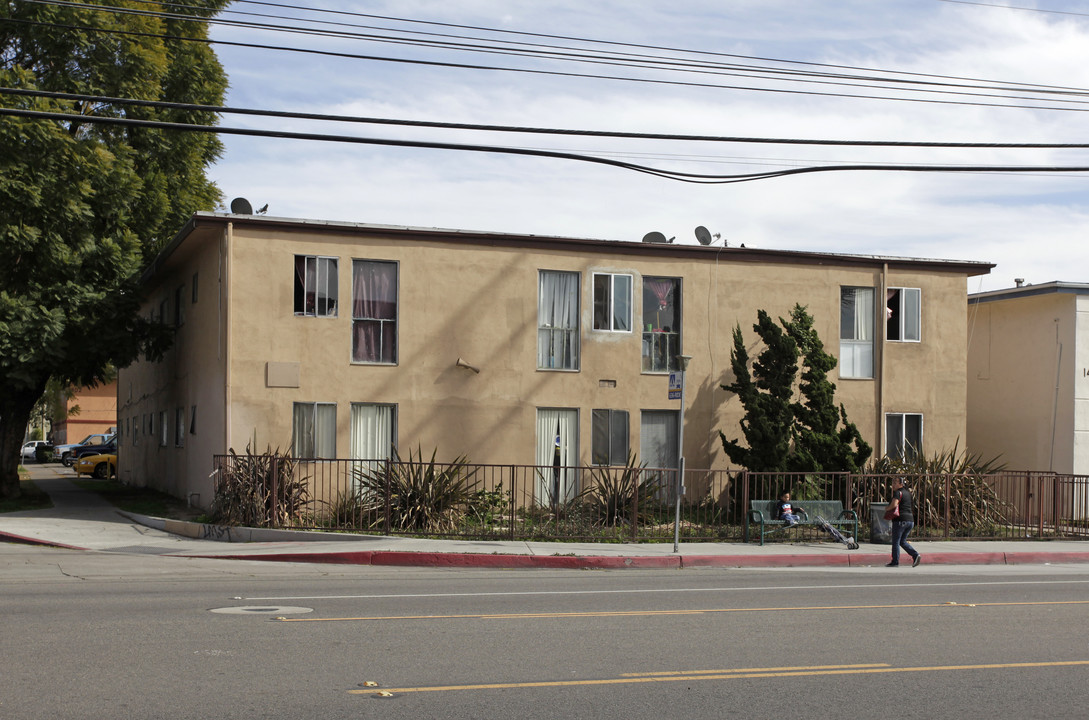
left=0, top=385, right=45, bottom=500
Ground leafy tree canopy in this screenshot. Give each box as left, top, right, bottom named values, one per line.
left=0, top=1, right=230, bottom=498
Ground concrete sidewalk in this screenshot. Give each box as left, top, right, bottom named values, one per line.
left=4, top=463, right=1089, bottom=569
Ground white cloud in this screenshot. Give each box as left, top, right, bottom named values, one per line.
left=210, top=0, right=1089, bottom=290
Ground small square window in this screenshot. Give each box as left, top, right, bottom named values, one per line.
left=294, top=256, right=338, bottom=317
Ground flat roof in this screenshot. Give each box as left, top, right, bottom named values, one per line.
left=143, top=211, right=996, bottom=282
left=968, top=281, right=1089, bottom=304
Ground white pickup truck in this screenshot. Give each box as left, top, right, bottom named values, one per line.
left=54, top=432, right=115, bottom=466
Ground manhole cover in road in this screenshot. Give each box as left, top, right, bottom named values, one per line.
left=209, top=605, right=313, bottom=615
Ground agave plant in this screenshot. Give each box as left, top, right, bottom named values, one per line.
left=861, top=439, right=1013, bottom=533
left=211, top=443, right=310, bottom=527
left=351, top=446, right=477, bottom=533
left=582, top=452, right=663, bottom=527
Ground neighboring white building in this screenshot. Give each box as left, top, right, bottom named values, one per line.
left=967, top=282, right=1089, bottom=476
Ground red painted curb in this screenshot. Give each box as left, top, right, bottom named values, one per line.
left=368, top=551, right=681, bottom=570
left=683, top=554, right=852, bottom=568
left=0, top=530, right=84, bottom=550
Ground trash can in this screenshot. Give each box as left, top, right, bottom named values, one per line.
left=871, top=503, right=892, bottom=544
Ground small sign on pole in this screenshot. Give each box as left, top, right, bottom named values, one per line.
left=668, top=372, right=682, bottom=399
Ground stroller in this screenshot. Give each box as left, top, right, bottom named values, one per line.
left=814, top=514, right=859, bottom=550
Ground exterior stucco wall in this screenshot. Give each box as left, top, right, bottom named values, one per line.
left=52, top=382, right=117, bottom=445
left=967, top=291, right=1078, bottom=472
left=120, top=215, right=983, bottom=505
left=225, top=226, right=971, bottom=471
left=117, top=226, right=228, bottom=505
left=1076, top=295, right=1089, bottom=475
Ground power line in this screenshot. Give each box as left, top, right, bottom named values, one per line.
left=5, top=105, right=1089, bottom=184
left=937, top=0, right=1089, bottom=18
left=12, top=1, right=1089, bottom=112
left=6, top=85, right=1089, bottom=149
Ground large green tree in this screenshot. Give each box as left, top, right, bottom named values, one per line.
left=0, top=1, right=229, bottom=498
left=719, top=305, right=871, bottom=473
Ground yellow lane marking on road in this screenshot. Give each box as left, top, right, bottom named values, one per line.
left=352, top=661, right=1089, bottom=695
left=282, top=599, right=1089, bottom=623
left=620, top=663, right=890, bottom=677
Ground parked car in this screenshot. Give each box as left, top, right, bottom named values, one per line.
left=55, top=433, right=114, bottom=466
left=73, top=452, right=117, bottom=479
left=20, top=440, right=50, bottom=460
left=71, top=437, right=117, bottom=463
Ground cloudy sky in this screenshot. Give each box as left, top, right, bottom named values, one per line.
left=207, top=0, right=1089, bottom=292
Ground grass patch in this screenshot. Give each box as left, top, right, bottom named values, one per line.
left=0, top=476, right=53, bottom=513
left=73, top=479, right=200, bottom=520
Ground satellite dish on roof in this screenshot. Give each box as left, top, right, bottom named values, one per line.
left=695, top=226, right=713, bottom=245
left=642, top=231, right=669, bottom=244
left=230, top=197, right=253, bottom=215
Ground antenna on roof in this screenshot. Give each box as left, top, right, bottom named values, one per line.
left=230, top=197, right=253, bottom=215
left=695, top=226, right=713, bottom=245
left=642, top=231, right=670, bottom=244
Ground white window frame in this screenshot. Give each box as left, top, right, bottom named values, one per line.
left=294, top=255, right=338, bottom=318
left=591, top=409, right=629, bottom=466
left=886, top=287, right=921, bottom=342
left=885, top=412, right=923, bottom=461
left=840, top=286, right=875, bottom=379
left=538, top=270, right=580, bottom=371
left=592, top=273, right=633, bottom=333
left=292, top=402, right=337, bottom=459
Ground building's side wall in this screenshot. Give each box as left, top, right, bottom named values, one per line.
left=53, top=382, right=117, bottom=445
left=117, top=227, right=227, bottom=505
left=1075, top=294, right=1089, bottom=475
left=967, top=292, right=1074, bottom=472
left=224, top=227, right=970, bottom=475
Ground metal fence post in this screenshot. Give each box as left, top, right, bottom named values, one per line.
left=383, top=457, right=392, bottom=535
left=509, top=465, right=516, bottom=541
left=741, top=470, right=750, bottom=543
left=269, top=455, right=280, bottom=529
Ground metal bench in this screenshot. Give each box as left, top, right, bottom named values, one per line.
left=746, top=500, right=858, bottom=546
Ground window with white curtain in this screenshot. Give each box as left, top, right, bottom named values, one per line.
left=350, top=403, right=396, bottom=484
left=159, top=410, right=168, bottom=447
left=592, top=409, right=629, bottom=466
left=536, top=408, right=579, bottom=505
left=538, top=270, right=580, bottom=370
left=292, top=402, right=337, bottom=459
left=293, top=255, right=338, bottom=317
left=886, top=287, right=921, bottom=342
left=886, top=413, right=923, bottom=461
left=592, top=273, right=632, bottom=332
left=840, top=286, right=875, bottom=379
left=352, top=260, right=397, bottom=364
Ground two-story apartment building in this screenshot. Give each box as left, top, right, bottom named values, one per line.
left=116, top=213, right=992, bottom=507
left=967, top=282, right=1089, bottom=475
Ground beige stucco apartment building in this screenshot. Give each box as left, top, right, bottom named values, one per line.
left=967, top=282, right=1089, bottom=475
left=116, top=213, right=992, bottom=507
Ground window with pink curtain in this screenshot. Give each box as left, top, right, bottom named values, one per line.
left=352, top=260, right=397, bottom=364
left=641, top=276, right=681, bottom=372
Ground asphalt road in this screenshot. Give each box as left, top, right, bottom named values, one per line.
left=3, top=545, right=1089, bottom=719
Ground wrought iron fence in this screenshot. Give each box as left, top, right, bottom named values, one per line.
left=210, top=455, right=1089, bottom=543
